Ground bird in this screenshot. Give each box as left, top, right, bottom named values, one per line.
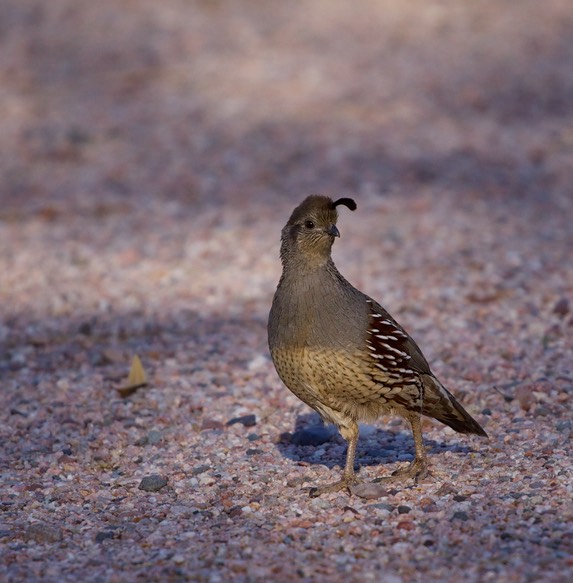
left=268, top=195, right=487, bottom=497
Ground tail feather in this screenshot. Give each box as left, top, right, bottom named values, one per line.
left=422, top=374, right=488, bottom=437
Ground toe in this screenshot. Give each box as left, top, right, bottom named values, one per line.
left=307, top=475, right=362, bottom=497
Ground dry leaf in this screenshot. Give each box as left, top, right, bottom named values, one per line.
left=117, top=354, right=148, bottom=397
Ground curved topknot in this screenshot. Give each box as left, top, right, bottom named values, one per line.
left=332, top=198, right=357, bottom=211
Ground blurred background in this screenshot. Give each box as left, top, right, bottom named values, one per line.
left=2, top=0, right=572, bottom=211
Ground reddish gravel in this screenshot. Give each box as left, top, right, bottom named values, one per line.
left=1, top=1, right=572, bottom=582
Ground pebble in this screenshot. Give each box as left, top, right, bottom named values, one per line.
left=369, top=503, right=395, bottom=512
left=146, top=430, right=163, bottom=445
left=349, top=482, right=387, bottom=500
left=553, top=297, right=570, bottom=317
left=138, top=475, right=168, bottom=492
left=452, top=511, right=469, bottom=521
left=227, top=414, right=257, bottom=427
left=247, top=354, right=269, bottom=371
left=95, top=530, right=116, bottom=543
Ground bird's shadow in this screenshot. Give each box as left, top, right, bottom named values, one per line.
left=276, top=412, right=476, bottom=473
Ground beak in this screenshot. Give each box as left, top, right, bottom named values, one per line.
left=327, top=224, right=340, bottom=238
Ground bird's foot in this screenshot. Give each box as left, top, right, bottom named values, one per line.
left=307, top=474, right=362, bottom=498
left=375, top=458, right=428, bottom=485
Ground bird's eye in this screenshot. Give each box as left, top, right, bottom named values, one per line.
left=304, top=220, right=315, bottom=229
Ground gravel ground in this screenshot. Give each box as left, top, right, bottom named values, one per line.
left=1, top=1, right=572, bottom=581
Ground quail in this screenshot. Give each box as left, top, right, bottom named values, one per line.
left=268, top=195, right=487, bottom=496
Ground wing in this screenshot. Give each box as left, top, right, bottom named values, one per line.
left=363, top=297, right=432, bottom=382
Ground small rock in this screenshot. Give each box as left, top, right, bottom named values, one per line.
left=95, top=530, right=116, bottom=543
left=227, top=506, right=243, bottom=518
left=78, top=321, right=92, bottom=335
left=369, top=503, right=395, bottom=512
left=247, top=354, right=269, bottom=371
left=56, top=378, right=70, bottom=391
left=146, top=430, right=163, bottom=445
left=226, top=414, right=257, bottom=427
left=396, top=521, right=415, bottom=531
left=342, top=505, right=360, bottom=515
left=246, top=448, right=263, bottom=456
left=138, top=474, right=168, bottom=492
left=452, top=511, right=469, bottom=521
left=198, top=475, right=216, bottom=486
left=553, top=297, right=570, bottom=317
left=247, top=433, right=260, bottom=441
left=290, top=426, right=334, bottom=446
left=9, top=408, right=27, bottom=417
left=397, top=505, right=412, bottom=514
left=191, top=465, right=210, bottom=476
left=349, top=482, right=387, bottom=500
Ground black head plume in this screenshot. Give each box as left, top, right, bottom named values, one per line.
left=332, top=198, right=357, bottom=211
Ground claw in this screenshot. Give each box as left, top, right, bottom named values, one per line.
left=306, top=475, right=362, bottom=498
left=381, top=458, right=429, bottom=483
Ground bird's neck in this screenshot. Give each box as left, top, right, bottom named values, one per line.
left=280, top=253, right=337, bottom=279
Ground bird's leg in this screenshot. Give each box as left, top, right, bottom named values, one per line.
left=374, top=414, right=428, bottom=484
left=308, top=422, right=361, bottom=497
left=387, top=414, right=428, bottom=482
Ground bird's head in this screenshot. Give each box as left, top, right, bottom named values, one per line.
left=280, top=195, right=357, bottom=267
